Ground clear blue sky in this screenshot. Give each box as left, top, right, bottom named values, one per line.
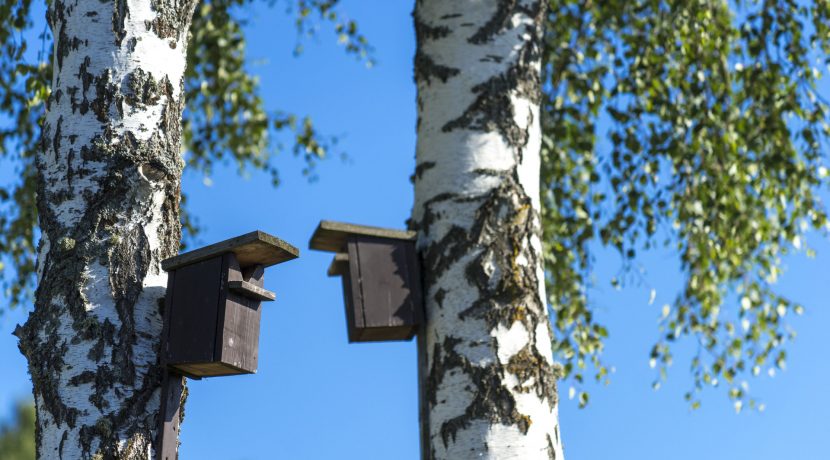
left=1, top=1, right=829, bottom=458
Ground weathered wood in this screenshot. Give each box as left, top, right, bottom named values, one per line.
left=157, top=232, right=297, bottom=458
left=156, top=371, right=184, bottom=460
left=242, top=264, right=265, bottom=287
left=164, top=252, right=270, bottom=377
left=162, top=230, right=299, bottom=271
left=157, top=272, right=182, bottom=460
left=228, top=280, right=275, bottom=301
left=346, top=240, right=365, bottom=339
left=310, top=220, right=416, bottom=253
left=310, top=220, right=425, bottom=343
left=327, top=253, right=349, bottom=277
left=218, top=292, right=261, bottom=374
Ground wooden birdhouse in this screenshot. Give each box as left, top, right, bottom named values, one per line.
left=160, top=231, right=299, bottom=378
left=309, top=221, right=423, bottom=342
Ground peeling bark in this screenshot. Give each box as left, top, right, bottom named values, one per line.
left=14, top=0, right=197, bottom=458
left=412, top=1, right=565, bottom=458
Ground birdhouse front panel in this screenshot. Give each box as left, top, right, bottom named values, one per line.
left=164, top=256, right=224, bottom=373
left=345, top=236, right=423, bottom=342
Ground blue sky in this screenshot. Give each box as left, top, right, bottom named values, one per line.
left=1, top=1, right=829, bottom=458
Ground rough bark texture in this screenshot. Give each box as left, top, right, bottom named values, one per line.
left=13, top=0, right=197, bottom=457
left=411, top=1, right=565, bottom=458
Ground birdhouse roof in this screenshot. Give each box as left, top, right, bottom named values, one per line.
left=162, top=230, right=299, bottom=271
left=309, top=220, right=416, bottom=253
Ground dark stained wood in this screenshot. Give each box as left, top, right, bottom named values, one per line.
left=157, top=271, right=182, bottom=460
left=158, top=232, right=297, bottom=456
left=162, top=230, right=299, bottom=271
left=310, top=220, right=416, bottom=253
left=346, top=240, right=365, bottom=336
left=340, top=267, right=358, bottom=343
left=327, top=253, right=349, bottom=277
left=355, top=237, right=411, bottom=328
left=171, top=362, right=248, bottom=378
left=165, top=253, right=271, bottom=377
left=417, top=325, right=430, bottom=460
left=156, top=371, right=184, bottom=460
left=310, top=220, right=426, bottom=343
left=341, top=236, right=423, bottom=342
left=242, top=264, right=265, bottom=287
left=166, top=257, right=223, bottom=365
left=218, top=292, right=262, bottom=373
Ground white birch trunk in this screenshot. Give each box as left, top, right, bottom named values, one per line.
left=411, top=1, right=565, bottom=458
left=14, top=0, right=197, bottom=457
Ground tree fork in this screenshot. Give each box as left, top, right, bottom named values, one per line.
left=14, top=0, right=197, bottom=457
left=412, top=0, right=565, bottom=458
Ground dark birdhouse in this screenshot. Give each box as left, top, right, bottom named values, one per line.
left=309, top=221, right=423, bottom=342
left=160, top=231, right=299, bottom=378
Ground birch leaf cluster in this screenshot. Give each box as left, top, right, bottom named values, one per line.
left=541, top=0, right=830, bottom=409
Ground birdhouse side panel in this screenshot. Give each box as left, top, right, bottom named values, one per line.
left=340, top=267, right=361, bottom=343
left=217, top=292, right=262, bottom=374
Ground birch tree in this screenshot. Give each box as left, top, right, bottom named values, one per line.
left=1, top=0, right=829, bottom=457
left=12, top=0, right=198, bottom=456
left=411, top=1, right=564, bottom=458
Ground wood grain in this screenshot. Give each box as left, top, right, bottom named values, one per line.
left=162, top=230, right=299, bottom=271
left=309, top=220, right=416, bottom=252
left=228, top=280, right=275, bottom=301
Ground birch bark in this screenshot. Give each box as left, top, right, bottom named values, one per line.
left=411, top=1, right=565, bottom=458
left=14, top=0, right=197, bottom=457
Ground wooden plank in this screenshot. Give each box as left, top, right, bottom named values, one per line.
left=219, top=292, right=261, bottom=374
left=327, top=253, right=349, bottom=277
left=156, top=371, right=185, bottom=460
left=356, top=325, right=417, bottom=342
left=346, top=240, right=365, bottom=341
left=355, top=238, right=419, bottom=330
left=157, top=272, right=182, bottom=460
left=162, top=230, right=299, bottom=271
left=166, top=257, right=222, bottom=365
left=228, top=280, right=275, bottom=301
left=309, top=220, right=416, bottom=253
left=339, top=273, right=357, bottom=343
left=171, top=362, right=249, bottom=378
left=417, top=323, right=430, bottom=460
left=241, top=264, right=265, bottom=287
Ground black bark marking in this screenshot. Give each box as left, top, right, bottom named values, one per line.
left=113, top=0, right=129, bottom=45
left=546, top=434, right=556, bottom=459
left=429, top=335, right=536, bottom=448
left=414, top=52, right=460, bottom=85
left=415, top=161, right=436, bottom=180
left=148, top=0, right=199, bottom=41
left=441, top=0, right=544, bottom=152
left=468, top=0, right=538, bottom=45
left=441, top=55, right=540, bottom=149
left=52, top=116, right=62, bottom=162
left=124, top=68, right=161, bottom=108
left=413, top=10, right=459, bottom=86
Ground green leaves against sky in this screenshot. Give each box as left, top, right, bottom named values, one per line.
left=541, top=0, right=830, bottom=409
